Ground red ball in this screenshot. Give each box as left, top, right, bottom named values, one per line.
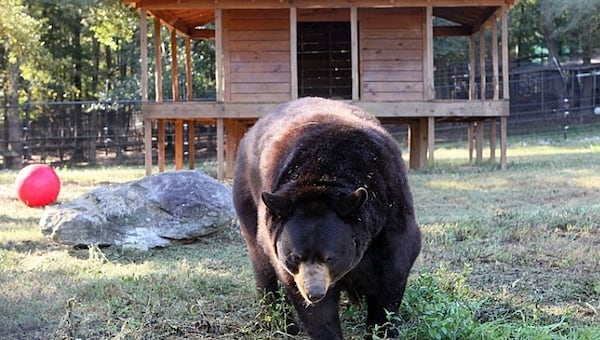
left=15, top=164, right=61, bottom=207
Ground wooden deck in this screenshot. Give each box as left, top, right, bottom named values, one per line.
left=143, top=99, right=508, bottom=178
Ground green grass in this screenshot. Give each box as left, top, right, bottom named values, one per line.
left=0, top=136, right=599, bottom=339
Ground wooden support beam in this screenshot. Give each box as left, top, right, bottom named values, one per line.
left=215, top=9, right=224, bottom=101
left=290, top=7, right=298, bottom=99
left=185, top=36, right=193, bottom=101
left=476, top=120, right=484, bottom=163
left=489, top=117, right=497, bottom=162
left=408, top=118, right=428, bottom=170
left=170, top=29, right=179, bottom=101
left=216, top=118, right=224, bottom=179
left=467, top=122, right=474, bottom=163
left=175, top=119, right=184, bottom=169
left=157, top=120, right=166, bottom=172
left=154, top=19, right=163, bottom=103
left=427, top=116, right=435, bottom=165
left=140, top=8, right=148, bottom=102
left=479, top=29, right=486, bottom=100
left=144, top=119, right=152, bottom=175
left=501, top=5, right=510, bottom=100
left=224, top=120, right=246, bottom=179
left=469, top=34, right=476, bottom=100
left=351, top=7, right=359, bottom=100
left=188, top=121, right=195, bottom=169
left=424, top=6, right=434, bottom=100
left=492, top=19, right=499, bottom=100
left=500, top=116, right=507, bottom=170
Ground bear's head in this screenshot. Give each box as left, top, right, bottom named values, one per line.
left=261, top=187, right=369, bottom=305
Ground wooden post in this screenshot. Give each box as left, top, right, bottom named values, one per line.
left=427, top=116, right=435, bottom=165
left=409, top=118, right=428, bottom=170
left=489, top=118, right=497, bottom=162
left=467, top=122, right=474, bottom=163
left=476, top=120, right=484, bottom=164
left=216, top=118, right=225, bottom=180
left=479, top=29, right=486, bottom=100
left=500, top=116, right=507, bottom=170
left=469, top=34, right=476, bottom=100
left=290, top=7, right=298, bottom=99
left=215, top=9, right=223, bottom=101
left=424, top=6, right=434, bottom=100
left=501, top=5, right=510, bottom=100
left=157, top=120, right=165, bottom=172
left=492, top=19, right=499, bottom=100
left=170, top=29, right=179, bottom=101
left=185, top=36, right=193, bottom=101
left=139, top=8, right=152, bottom=176
left=154, top=19, right=163, bottom=103
left=351, top=7, right=359, bottom=100
left=188, top=121, right=195, bottom=169
left=175, top=119, right=184, bottom=170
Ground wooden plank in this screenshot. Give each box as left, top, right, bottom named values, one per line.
left=408, top=118, right=428, bottom=169
left=362, top=81, right=424, bottom=93
left=360, top=49, right=422, bottom=61
left=361, top=60, right=423, bottom=71
left=361, top=92, right=424, bottom=101
left=231, top=62, right=290, bottom=73
left=361, top=70, right=423, bottom=82
left=229, top=40, right=290, bottom=52
left=231, top=83, right=291, bottom=94
left=360, top=28, right=423, bottom=39
left=230, top=51, right=290, bottom=62
left=230, top=93, right=292, bottom=102
left=228, top=8, right=290, bottom=19
left=228, top=19, right=288, bottom=30
left=298, top=7, right=349, bottom=21
left=142, top=100, right=509, bottom=119
left=229, top=30, right=289, bottom=41
left=360, top=38, right=423, bottom=50
left=231, top=72, right=291, bottom=83
left=290, top=7, right=298, bottom=99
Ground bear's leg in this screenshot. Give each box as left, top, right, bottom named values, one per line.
left=365, top=278, right=407, bottom=339
left=286, top=285, right=343, bottom=340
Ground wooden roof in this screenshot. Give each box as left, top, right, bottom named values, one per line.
left=125, top=0, right=517, bottom=39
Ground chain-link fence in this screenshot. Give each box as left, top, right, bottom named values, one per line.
left=2, top=65, right=599, bottom=169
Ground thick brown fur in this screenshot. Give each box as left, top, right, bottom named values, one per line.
left=233, top=97, right=421, bottom=339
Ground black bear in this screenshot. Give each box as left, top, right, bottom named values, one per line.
left=233, top=97, right=421, bottom=339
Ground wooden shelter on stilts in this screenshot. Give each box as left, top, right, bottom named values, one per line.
left=123, top=0, right=517, bottom=179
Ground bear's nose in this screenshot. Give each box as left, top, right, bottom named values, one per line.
left=307, top=287, right=326, bottom=303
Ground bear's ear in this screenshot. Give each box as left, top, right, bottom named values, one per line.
left=338, top=187, right=368, bottom=217
left=261, top=192, right=293, bottom=217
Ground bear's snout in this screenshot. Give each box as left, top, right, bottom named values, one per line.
left=294, top=262, right=331, bottom=304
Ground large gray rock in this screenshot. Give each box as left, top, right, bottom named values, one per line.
left=40, top=170, right=235, bottom=249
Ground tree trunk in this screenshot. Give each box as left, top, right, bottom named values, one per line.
left=4, top=59, right=23, bottom=169
left=72, top=19, right=85, bottom=161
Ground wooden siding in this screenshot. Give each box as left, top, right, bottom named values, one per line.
left=359, top=8, right=425, bottom=101
left=224, top=9, right=291, bottom=102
